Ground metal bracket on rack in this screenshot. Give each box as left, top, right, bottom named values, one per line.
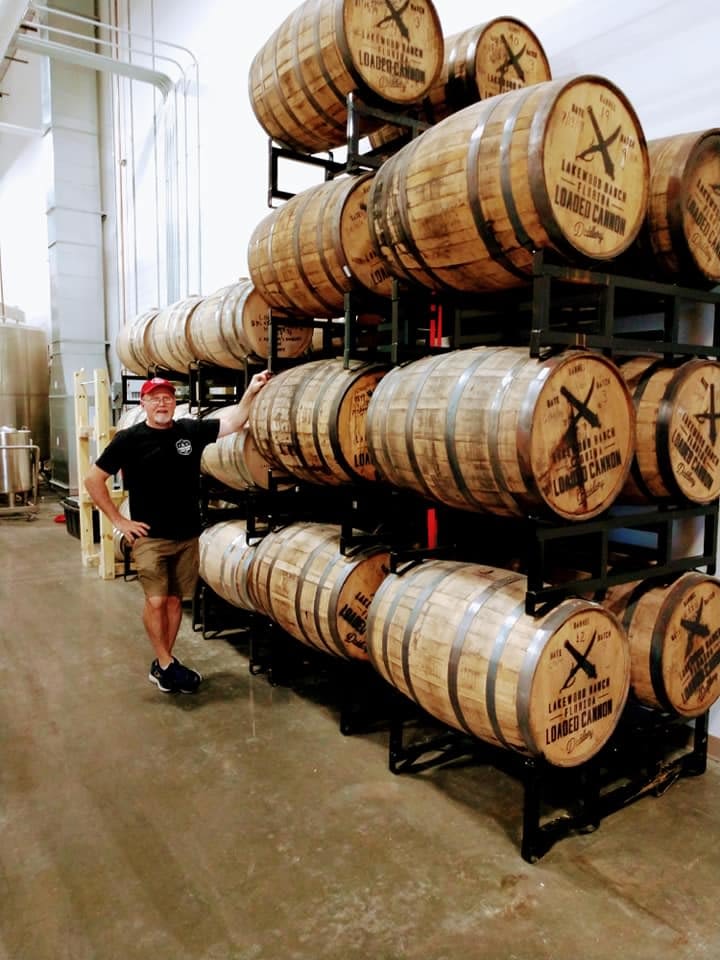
left=345, top=91, right=431, bottom=173
left=267, top=139, right=345, bottom=206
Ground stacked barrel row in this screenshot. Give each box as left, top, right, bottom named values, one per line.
left=242, top=351, right=720, bottom=512
left=198, top=514, right=720, bottom=767
left=247, top=89, right=720, bottom=307
left=246, top=3, right=720, bottom=306
left=115, top=279, right=314, bottom=377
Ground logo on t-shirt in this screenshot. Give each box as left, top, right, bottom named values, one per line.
left=176, top=438, right=192, bottom=456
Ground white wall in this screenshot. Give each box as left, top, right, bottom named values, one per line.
left=0, top=51, right=50, bottom=329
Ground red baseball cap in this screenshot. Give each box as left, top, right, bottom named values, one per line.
left=140, top=377, right=176, bottom=398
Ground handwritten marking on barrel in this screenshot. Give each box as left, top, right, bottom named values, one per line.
left=694, top=383, right=720, bottom=446
left=576, top=106, right=621, bottom=180
left=498, top=35, right=526, bottom=82
left=682, top=599, right=710, bottom=659
left=560, top=631, right=598, bottom=691
left=377, top=1, right=410, bottom=40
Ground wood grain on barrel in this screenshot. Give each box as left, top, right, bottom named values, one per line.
left=366, top=559, right=630, bottom=767
left=248, top=0, right=443, bottom=153
left=116, top=309, right=160, bottom=376
left=247, top=521, right=389, bottom=660
left=367, top=75, right=649, bottom=293
left=145, top=296, right=204, bottom=372
left=641, top=130, right=720, bottom=284
left=248, top=175, right=392, bottom=318
left=366, top=346, right=635, bottom=520
left=188, top=280, right=312, bottom=367
left=199, top=520, right=257, bottom=611
left=250, top=358, right=387, bottom=485
left=201, top=426, right=286, bottom=492
left=620, top=356, right=720, bottom=504
left=602, top=572, right=720, bottom=717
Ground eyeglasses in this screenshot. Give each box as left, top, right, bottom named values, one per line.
left=143, top=394, right=176, bottom=405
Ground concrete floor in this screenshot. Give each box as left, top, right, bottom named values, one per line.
left=2, top=489, right=720, bottom=960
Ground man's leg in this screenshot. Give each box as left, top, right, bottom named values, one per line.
left=134, top=537, right=201, bottom=692
left=142, top=594, right=182, bottom=668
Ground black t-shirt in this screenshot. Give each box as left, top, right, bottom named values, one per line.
left=95, top=418, right=220, bottom=540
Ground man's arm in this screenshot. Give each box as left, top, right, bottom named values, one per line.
left=216, top=370, right=272, bottom=439
left=84, top=464, right=150, bottom=542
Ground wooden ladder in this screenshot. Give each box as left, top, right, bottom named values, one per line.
left=73, top=368, right=125, bottom=580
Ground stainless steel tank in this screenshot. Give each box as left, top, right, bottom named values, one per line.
left=0, top=426, right=33, bottom=494
left=0, top=322, right=50, bottom=460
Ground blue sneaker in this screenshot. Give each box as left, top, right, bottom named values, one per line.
left=149, top=658, right=202, bottom=693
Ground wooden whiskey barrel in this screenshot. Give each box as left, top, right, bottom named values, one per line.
left=249, top=357, right=388, bottom=486
left=369, top=17, right=552, bottom=151
left=248, top=0, right=444, bottom=154
left=366, top=346, right=635, bottom=520
left=630, top=129, right=720, bottom=285
left=115, top=404, right=147, bottom=430
left=198, top=519, right=257, bottom=611
left=201, top=426, right=289, bottom=492
left=247, top=522, right=389, bottom=660
left=601, top=572, right=720, bottom=717
left=367, top=75, right=649, bottom=293
left=112, top=497, right=131, bottom=562
left=366, top=559, right=630, bottom=767
left=187, top=280, right=313, bottom=367
left=115, top=309, right=159, bottom=376
left=145, top=296, right=204, bottom=372
left=248, top=174, right=394, bottom=319
left=620, top=356, right=720, bottom=504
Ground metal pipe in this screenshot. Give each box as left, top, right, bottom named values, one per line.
left=30, top=0, right=202, bottom=294
left=15, top=33, right=173, bottom=97
left=22, top=15, right=188, bottom=91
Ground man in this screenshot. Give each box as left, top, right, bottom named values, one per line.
left=84, top=371, right=271, bottom=694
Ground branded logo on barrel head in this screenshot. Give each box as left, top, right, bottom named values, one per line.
left=354, top=0, right=440, bottom=98
left=542, top=614, right=620, bottom=759
left=548, top=83, right=645, bottom=256
left=670, top=369, right=720, bottom=499
left=534, top=357, right=631, bottom=519
left=478, top=21, right=550, bottom=99
left=695, top=382, right=720, bottom=446
left=576, top=105, right=622, bottom=181
left=673, top=583, right=720, bottom=712
left=375, top=0, right=411, bottom=36
left=498, top=34, right=526, bottom=83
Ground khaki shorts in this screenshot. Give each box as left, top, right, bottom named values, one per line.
left=132, top=536, right=200, bottom=599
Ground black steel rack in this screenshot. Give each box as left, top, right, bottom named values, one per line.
left=386, top=699, right=709, bottom=863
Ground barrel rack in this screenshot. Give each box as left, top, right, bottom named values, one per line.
left=119, top=128, right=720, bottom=860
left=209, top=240, right=720, bottom=859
